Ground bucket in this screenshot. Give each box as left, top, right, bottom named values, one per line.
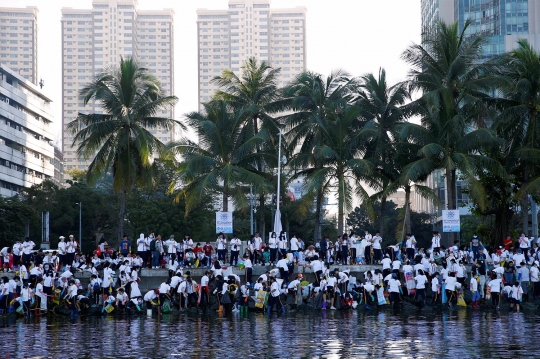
left=147, top=309, right=152, bottom=316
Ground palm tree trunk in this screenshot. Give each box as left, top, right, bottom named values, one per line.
left=315, top=189, right=323, bottom=241
left=118, top=188, right=126, bottom=241
left=259, top=193, right=265, bottom=237
left=446, top=167, right=457, bottom=246
left=223, top=189, right=228, bottom=212
left=522, top=170, right=530, bottom=233
left=338, top=172, right=344, bottom=235
left=404, top=184, right=412, bottom=236
left=379, top=196, right=387, bottom=237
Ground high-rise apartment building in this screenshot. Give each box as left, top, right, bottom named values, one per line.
left=0, top=64, right=55, bottom=197
left=422, top=0, right=540, bottom=58
left=197, top=0, right=307, bottom=110
left=0, top=6, right=38, bottom=85
left=61, top=0, right=175, bottom=171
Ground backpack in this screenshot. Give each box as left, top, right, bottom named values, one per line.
left=150, top=239, right=157, bottom=251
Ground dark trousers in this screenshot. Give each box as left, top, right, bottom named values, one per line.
left=230, top=251, right=239, bottom=266
left=374, top=249, right=383, bottom=262
left=270, top=248, right=278, bottom=263
left=145, top=250, right=151, bottom=268
left=341, top=246, right=348, bottom=263
left=217, top=249, right=226, bottom=262
left=364, top=246, right=372, bottom=264
left=491, top=292, right=500, bottom=307
left=279, top=268, right=289, bottom=283
left=406, top=248, right=415, bottom=261
left=245, top=267, right=252, bottom=284
left=152, top=251, right=160, bottom=267
left=137, top=251, right=146, bottom=266
left=534, top=282, right=540, bottom=298
left=22, top=253, right=32, bottom=266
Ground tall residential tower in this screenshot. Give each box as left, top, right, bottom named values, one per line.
left=61, top=0, right=175, bottom=171
left=0, top=6, right=38, bottom=85
left=197, top=0, right=307, bottom=110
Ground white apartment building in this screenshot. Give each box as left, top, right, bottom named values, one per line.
left=61, top=0, right=175, bottom=171
left=197, top=0, right=307, bottom=110
left=0, top=64, right=55, bottom=197
left=0, top=6, right=39, bottom=85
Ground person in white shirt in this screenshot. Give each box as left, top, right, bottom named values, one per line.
left=445, top=273, right=458, bottom=306
left=290, top=234, right=299, bottom=263
left=229, top=234, right=241, bottom=266
left=101, top=263, right=115, bottom=297
left=404, top=234, right=416, bottom=262
left=372, top=232, right=383, bottom=264
left=136, top=233, right=147, bottom=267
left=414, top=269, right=428, bottom=307
left=487, top=274, right=502, bottom=309
left=267, top=277, right=285, bottom=314
left=12, top=240, right=22, bottom=269
left=21, top=237, right=35, bottom=267
left=198, top=271, right=211, bottom=310
left=253, top=233, right=263, bottom=264
left=431, top=272, right=441, bottom=305
left=381, top=254, right=392, bottom=278
left=21, top=282, right=32, bottom=317
left=278, top=232, right=288, bottom=260
left=115, top=287, right=128, bottom=311
left=531, top=261, right=540, bottom=299
left=323, top=274, right=338, bottom=310
left=509, top=281, right=523, bottom=312
left=66, top=235, right=78, bottom=265
left=243, top=254, right=253, bottom=284
left=276, top=257, right=290, bottom=283
left=519, top=233, right=531, bottom=263
left=268, top=232, right=278, bottom=264
left=216, top=233, right=227, bottom=262
left=388, top=273, right=403, bottom=307
left=363, top=230, right=373, bottom=264
left=431, top=231, right=441, bottom=252
left=470, top=272, right=480, bottom=308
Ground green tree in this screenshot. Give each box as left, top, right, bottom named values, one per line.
left=493, top=39, right=540, bottom=232
left=167, top=100, right=273, bottom=213
left=401, top=21, right=502, bottom=244
left=354, top=68, right=409, bottom=237
left=67, top=57, right=179, bottom=240
left=0, top=196, right=38, bottom=248
left=212, top=57, right=282, bottom=235
left=283, top=70, right=355, bottom=240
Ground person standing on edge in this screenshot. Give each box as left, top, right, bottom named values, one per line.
left=150, top=235, right=161, bottom=269
left=136, top=234, right=146, bottom=268
left=319, top=236, right=328, bottom=265
left=405, top=234, right=416, bottom=263
left=230, top=234, right=241, bottom=266
left=119, top=235, right=131, bottom=257
left=145, top=233, right=154, bottom=268
left=363, top=230, right=373, bottom=264
left=216, top=232, right=227, bottom=263
left=268, top=232, right=278, bottom=265
left=243, top=254, right=253, bottom=284
left=67, top=235, right=77, bottom=265
left=278, top=232, right=288, bottom=260
left=372, top=232, right=383, bottom=264
left=519, top=233, right=531, bottom=263
left=21, top=237, right=35, bottom=267
left=290, top=233, right=299, bottom=264
left=12, top=240, right=22, bottom=269
left=253, top=232, right=263, bottom=264
left=202, top=241, right=213, bottom=267
left=431, top=232, right=441, bottom=253
left=198, top=270, right=210, bottom=311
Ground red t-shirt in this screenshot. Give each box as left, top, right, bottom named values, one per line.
left=193, top=247, right=203, bottom=254
left=203, top=245, right=213, bottom=256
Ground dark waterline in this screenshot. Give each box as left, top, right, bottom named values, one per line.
left=0, top=310, right=536, bottom=358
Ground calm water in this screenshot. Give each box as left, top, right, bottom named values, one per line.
left=0, top=309, right=537, bottom=358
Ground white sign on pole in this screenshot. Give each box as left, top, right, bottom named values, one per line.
left=442, top=210, right=460, bottom=232
left=216, top=211, right=233, bottom=234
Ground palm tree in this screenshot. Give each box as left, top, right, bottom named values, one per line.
left=166, top=100, right=272, bottom=213
left=400, top=21, right=502, bottom=244
left=353, top=68, right=409, bottom=237
left=283, top=70, right=355, bottom=240
left=212, top=57, right=282, bottom=235
left=67, top=57, right=179, bottom=240
left=492, top=39, right=540, bottom=232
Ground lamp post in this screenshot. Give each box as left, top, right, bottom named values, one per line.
left=274, top=122, right=286, bottom=233
left=250, top=184, right=254, bottom=235
left=76, top=202, right=82, bottom=252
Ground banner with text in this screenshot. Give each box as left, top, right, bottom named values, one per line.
left=442, top=210, right=460, bottom=232
left=216, top=211, right=233, bottom=234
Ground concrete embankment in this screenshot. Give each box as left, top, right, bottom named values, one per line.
left=3, top=264, right=475, bottom=292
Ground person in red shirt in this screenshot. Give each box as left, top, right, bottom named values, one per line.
left=503, top=235, right=513, bottom=251
left=202, top=242, right=214, bottom=268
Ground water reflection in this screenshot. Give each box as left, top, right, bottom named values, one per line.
left=0, top=310, right=537, bottom=358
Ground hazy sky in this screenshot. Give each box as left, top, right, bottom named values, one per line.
left=1, top=0, right=421, bottom=143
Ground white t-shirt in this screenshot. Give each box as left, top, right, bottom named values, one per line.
left=488, top=278, right=502, bottom=293
left=392, top=260, right=401, bottom=270
left=372, top=236, right=382, bottom=249
left=519, top=237, right=530, bottom=249
left=381, top=257, right=391, bottom=270
left=445, top=276, right=457, bottom=291
left=388, top=278, right=401, bottom=293
left=217, top=238, right=227, bottom=250
left=415, top=275, right=427, bottom=289
left=431, top=277, right=439, bottom=292
left=290, top=237, right=299, bottom=251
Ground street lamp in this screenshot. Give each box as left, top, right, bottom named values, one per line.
left=76, top=202, right=82, bottom=252
left=274, top=122, right=286, bottom=233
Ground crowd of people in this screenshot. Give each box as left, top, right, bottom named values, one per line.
left=0, top=230, right=538, bottom=317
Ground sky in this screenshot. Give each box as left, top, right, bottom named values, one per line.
left=1, top=0, right=421, bottom=144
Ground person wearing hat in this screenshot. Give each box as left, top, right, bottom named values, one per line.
left=431, top=232, right=441, bottom=253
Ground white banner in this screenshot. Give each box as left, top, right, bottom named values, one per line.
left=216, top=211, right=233, bottom=234
left=442, top=210, right=460, bottom=232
